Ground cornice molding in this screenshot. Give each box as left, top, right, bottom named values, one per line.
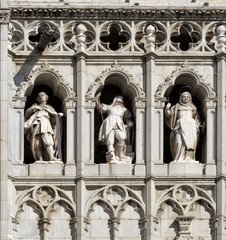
left=10, top=7, right=226, bottom=21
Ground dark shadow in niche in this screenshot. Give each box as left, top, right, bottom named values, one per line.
left=163, top=84, right=204, bottom=164
left=94, top=84, right=134, bottom=164
left=24, top=84, right=66, bottom=164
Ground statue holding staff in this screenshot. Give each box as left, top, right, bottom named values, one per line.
left=96, top=95, right=134, bottom=163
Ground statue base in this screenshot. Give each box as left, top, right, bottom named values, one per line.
left=173, top=158, right=199, bottom=163
left=106, top=154, right=132, bottom=164
left=168, top=161, right=203, bottom=176
left=35, top=159, right=63, bottom=164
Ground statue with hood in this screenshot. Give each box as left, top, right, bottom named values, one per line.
left=165, top=91, right=200, bottom=162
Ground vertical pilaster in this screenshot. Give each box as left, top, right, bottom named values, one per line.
left=145, top=50, right=157, bottom=240
left=11, top=97, right=26, bottom=164
left=63, top=98, right=77, bottom=164
left=76, top=50, right=87, bottom=174
left=133, top=98, right=146, bottom=165
left=0, top=6, right=10, bottom=240
left=75, top=45, right=87, bottom=240
left=85, top=98, right=96, bottom=163
left=203, top=98, right=217, bottom=164
left=145, top=53, right=156, bottom=176
left=216, top=53, right=226, bottom=240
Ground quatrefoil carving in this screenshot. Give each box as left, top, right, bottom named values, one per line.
left=100, top=23, right=130, bottom=51
left=171, top=23, right=201, bottom=51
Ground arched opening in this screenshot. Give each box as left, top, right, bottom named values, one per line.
left=94, top=74, right=136, bottom=164
left=24, top=84, right=66, bottom=164
left=163, top=74, right=207, bottom=164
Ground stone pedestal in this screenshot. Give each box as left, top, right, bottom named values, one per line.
left=168, top=162, right=203, bottom=176
left=29, top=162, right=63, bottom=176
left=99, top=163, right=133, bottom=176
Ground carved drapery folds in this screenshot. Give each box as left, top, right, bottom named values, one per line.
left=85, top=184, right=146, bottom=237
left=155, top=184, right=216, bottom=239
left=13, top=185, right=76, bottom=239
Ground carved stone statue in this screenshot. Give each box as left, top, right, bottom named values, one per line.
left=24, top=92, right=63, bottom=163
left=96, top=95, right=134, bottom=163
left=165, top=91, right=200, bottom=163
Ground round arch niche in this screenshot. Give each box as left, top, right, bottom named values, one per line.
left=94, top=74, right=136, bottom=164
left=163, top=74, right=207, bottom=164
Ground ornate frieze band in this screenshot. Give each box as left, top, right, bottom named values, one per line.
left=10, top=8, right=226, bottom=21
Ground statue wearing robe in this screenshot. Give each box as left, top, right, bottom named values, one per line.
left=165, top=92, right=200, bottom=162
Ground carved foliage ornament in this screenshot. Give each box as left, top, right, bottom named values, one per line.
left=85, top=184, right=146, bottom=232
left=10, top=8, right=226, bottom=21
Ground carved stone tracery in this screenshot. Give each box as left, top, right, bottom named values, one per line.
left=85, top=184, right=146, bottom=233
left=155, top=184, right=216, bottom=239
left=13, top=184, right=76, bottom=238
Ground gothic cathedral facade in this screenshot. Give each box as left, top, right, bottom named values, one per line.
left=0, top=0, right=226, bottom=239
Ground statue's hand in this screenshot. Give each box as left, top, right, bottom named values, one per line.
left=32, top=105, right=42, bottom=112
left=58, top=113, right=63, bottom=117
left=166, top=103, right=171, bottom=110
left=127, top=120, right=134, bottom=128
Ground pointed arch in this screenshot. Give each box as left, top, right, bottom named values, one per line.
left=15, top=62, right=76, bottom=101
left=14, top=184, right=76, bottom=221
left=155, top=184, right=216, bottom=218
left=85, top=184, right=145, bottom=219
left=155, top=62, right=216, bottom=103
left=86, top=61, right=145, bottom=100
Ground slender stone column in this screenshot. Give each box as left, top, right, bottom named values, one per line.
left=75, top=43, right=87, bottom=240
left=0, top=5, right=10, bottom=240
left=145, top=53, right=157, bottom=176
left=215, top=52, right=226, bottom=240
left=144, top=37, right=157, bottom=239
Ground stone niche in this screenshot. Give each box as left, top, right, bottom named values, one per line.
left=154, top=63, right=217, bottom=176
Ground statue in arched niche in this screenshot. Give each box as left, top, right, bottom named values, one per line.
left=24, top=92, right=63, bottom=163
left=96, top=95, right=134, bottom=163
left=165, top=91, right=200, bottom=163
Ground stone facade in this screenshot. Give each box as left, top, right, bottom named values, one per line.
left=1, top=0, right=226, bottom=239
